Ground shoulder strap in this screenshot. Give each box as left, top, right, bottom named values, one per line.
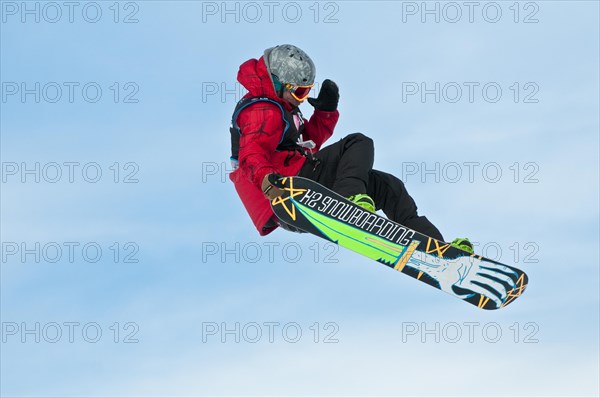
left=230, top=97, right=291, bottom=167
left=231, top=97, right=289, bottom=142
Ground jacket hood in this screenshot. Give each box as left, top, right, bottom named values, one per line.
left=237, top=57, right=290, bottom=109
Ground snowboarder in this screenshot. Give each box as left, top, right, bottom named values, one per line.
left=229, top=44, right=472, bottom=252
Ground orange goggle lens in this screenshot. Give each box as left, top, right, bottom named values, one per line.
left=286, top=83, right=314, bottom=101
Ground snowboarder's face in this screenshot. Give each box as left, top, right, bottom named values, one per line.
left=282, top=90, right=302, bottom=107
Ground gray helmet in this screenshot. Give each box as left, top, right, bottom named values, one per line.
left=264, top=44, right=316, bottom=86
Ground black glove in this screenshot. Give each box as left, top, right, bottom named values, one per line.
left=261, top=173, right=286, bottom=200
left=308, top=79, right=339, bottom=111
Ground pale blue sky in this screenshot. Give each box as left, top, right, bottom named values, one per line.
left=1, top=1, right=599, bottom=397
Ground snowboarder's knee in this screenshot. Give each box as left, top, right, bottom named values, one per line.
left=344, top=132, right=374, bottom=148
left=346, top=132, right=372, bottom=141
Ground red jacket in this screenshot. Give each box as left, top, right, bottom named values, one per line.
left=230, top=56, right=339, bottom=235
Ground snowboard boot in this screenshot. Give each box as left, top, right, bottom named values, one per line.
left=348, top=194, right=376, bottom=213
left=450, top=238, right=474, bottom=254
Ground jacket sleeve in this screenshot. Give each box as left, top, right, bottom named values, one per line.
left=302, top=109, right=339, bottom=152
left=237, top=102, right=284, bottom=188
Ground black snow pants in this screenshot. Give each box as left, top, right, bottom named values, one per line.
left=298, top=133, right=444, bottom=241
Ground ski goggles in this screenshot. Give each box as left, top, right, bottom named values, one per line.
left=284, top=83, right=314, bottom=101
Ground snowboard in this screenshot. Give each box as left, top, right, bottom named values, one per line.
left=270, top=176, right=528, bottom=310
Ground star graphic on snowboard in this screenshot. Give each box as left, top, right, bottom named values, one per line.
left=271, top=177, right=307, bottom=221
left=501, top=273, right=527, bottom=307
